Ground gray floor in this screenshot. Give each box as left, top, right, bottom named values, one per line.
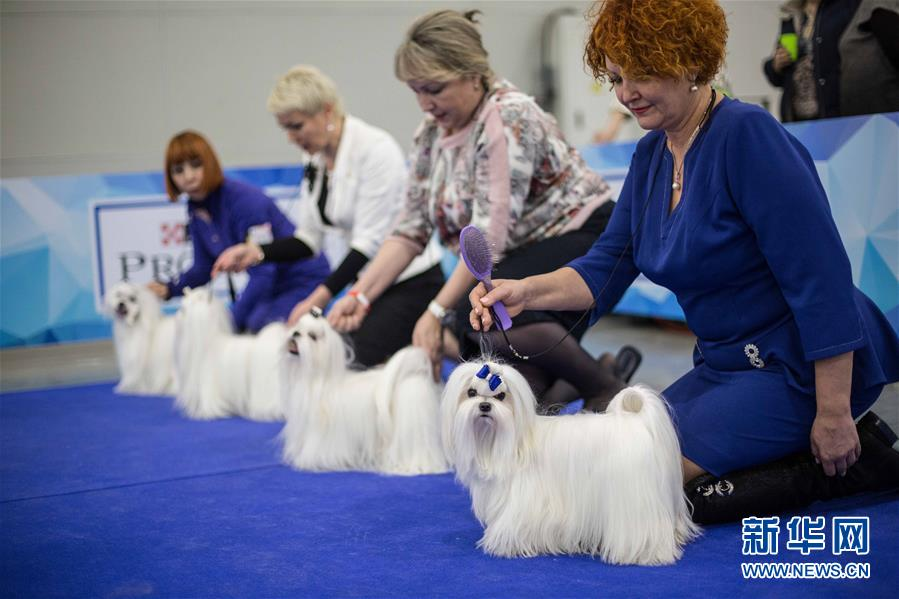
left=1, top=315, right=896, bottom=430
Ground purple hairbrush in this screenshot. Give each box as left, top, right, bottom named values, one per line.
left=459, top=225, right=513, bottom=331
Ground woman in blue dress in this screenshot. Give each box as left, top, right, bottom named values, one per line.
left=148, top=130, right=330, bottom=333
left=468, top=0, right=899, bottom=523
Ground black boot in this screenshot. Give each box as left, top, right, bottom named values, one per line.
left=687, top=411, right=899, bottom=525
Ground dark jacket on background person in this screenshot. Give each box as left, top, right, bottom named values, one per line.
left=839, top=0, right=899, bottom=116
left=763, top=0, right=860, bottom=122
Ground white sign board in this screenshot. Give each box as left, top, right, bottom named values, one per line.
left=90, top=187, right=304, bottom=312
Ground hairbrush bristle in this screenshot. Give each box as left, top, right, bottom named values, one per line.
left=460, top=225, right=494, bottom=280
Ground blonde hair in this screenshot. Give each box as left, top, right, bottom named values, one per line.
left=267, top=65, right=345, bottom=118
left=395, top=9, right=494, bottom=86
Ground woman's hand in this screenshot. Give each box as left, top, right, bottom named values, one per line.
left=811, top=410, right=861, bottom=477
left=327, top=295, right=367, bottom=333
left=468, top=278, right=528, bottom=331
left=412, top=310, right=443, bottom=366
left=147, top=281, right=169, bottom=300
left=287, top=285, right=332, bottom=325
left=772, top=45, right=794, bottom=73
left=288, top=297, right=318, bottom=326
left=212, top=242, right=262, bottom=276
left=811, top=352, right=858, bottom=477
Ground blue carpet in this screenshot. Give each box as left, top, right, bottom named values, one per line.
left=2, top=384, right=897, bottom=597
left=0, top=383, right=283, bottom=502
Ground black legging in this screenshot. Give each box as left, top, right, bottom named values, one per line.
left=455, top=201, right=625, bottom=411
left=466, top=321, right=624, bottom=412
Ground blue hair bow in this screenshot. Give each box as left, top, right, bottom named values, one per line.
left=475, top=364, right=503, bottom=391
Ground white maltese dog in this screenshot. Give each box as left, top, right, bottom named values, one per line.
left=174, top=286, right=285, bottom=421
left=280, top=309, right=448, bottom=475
left=104, top=281, right=177, bottom=395
left=441, top=360, right=699, bottom=566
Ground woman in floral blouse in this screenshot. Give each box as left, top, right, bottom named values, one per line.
left=327, top=9, right=636, bottom=411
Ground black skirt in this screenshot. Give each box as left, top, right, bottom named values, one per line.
left=348, top=265, right=444, bottom=367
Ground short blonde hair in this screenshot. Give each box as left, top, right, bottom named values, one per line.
left=267, top=65, right=345, bottom=118
left=395, top=9, right=495, bottom=86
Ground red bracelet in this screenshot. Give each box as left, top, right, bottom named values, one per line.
left=348, top=290, right=371, bottom=313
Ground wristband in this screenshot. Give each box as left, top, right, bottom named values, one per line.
left=348, top=289, right=371, bottom=312
left=249, top=243, right=265, bottom=267
left=427, top=300, right=447, bottom=320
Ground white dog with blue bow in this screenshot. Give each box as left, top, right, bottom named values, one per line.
left=441, top=360, right=699, bottom=565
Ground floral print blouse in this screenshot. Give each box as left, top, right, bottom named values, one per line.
left=389, top=79, right=612, bottom=261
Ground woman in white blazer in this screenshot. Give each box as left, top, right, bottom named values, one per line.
left=214, top=65, right=443, bottom=366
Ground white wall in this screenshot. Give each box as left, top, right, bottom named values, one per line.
left=1, top=0, right=783, bottom=179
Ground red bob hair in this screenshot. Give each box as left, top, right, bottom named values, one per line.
left=164, top=130, right=225, bottom=201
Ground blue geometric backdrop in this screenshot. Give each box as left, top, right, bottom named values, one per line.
left=1, top=114, right=897, bottom=348
left=0, top=168, right=303, bottom=347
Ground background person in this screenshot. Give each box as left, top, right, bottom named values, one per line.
left=838, top=0, right=899, bottom=117
left=212, top=66, right=443, bottom=367
left=327, top=9, right=638, bottom=411
left=762, top=0, right=858, bottom=122
left=148, top=130, right=330, bottom=333
left=591, top=97, right=642, bottom=144
left=471, top=0, right=899, bottom=522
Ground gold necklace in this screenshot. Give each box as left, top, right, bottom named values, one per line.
left=671, top=89, right=716, bottom=192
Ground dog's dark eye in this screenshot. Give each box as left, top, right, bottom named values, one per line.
left=308, top=332, right=318, bottom=341
left=291, top=331, right=301, bottom=338
left=467, top=388, right=477, bottom=398
left=495, top=392, right=505, bottom=401
left=128, top=295, right=136, bottom=302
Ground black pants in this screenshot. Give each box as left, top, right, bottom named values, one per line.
left=348, top=265, right=444, bottom=367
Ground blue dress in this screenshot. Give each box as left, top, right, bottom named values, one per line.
left=568, top=98, right=899, bottom=476
left=167, top=179, right=331, bottom=333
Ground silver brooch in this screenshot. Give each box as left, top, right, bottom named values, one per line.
left=697, top=480, right=735, bottom=497
left=698, top=483, right=716, bottom=497
left=715, top=480, right=734, bottom=496
left=744, top=343, right=765, bottom=369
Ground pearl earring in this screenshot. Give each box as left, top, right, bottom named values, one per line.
left=689, top=83, right=699, bottom=92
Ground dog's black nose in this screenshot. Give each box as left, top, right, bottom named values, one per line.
left=479, top=402, right=492, bottom=413
left=117, top=302, right=125, bottom=310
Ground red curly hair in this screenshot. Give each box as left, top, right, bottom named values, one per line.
left=585, top=0, right=728, bottom=85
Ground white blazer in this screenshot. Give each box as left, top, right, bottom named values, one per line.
left=294, top=115, right=441, bottom=283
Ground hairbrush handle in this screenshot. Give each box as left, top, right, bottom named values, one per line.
left=458, top=224, right=513, bottom=331
left=481, top=278, right=513, bottom=331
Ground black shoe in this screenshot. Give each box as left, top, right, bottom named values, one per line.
left=687, top=413, right=899, bottom=525
left=614, top=346, right=642, bottom=383
left=855, top=411, right=899, bottom=481
left=858, top=410, right=899, bottom=448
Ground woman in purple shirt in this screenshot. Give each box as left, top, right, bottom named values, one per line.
left=148, top=131, right=330, bottom=332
